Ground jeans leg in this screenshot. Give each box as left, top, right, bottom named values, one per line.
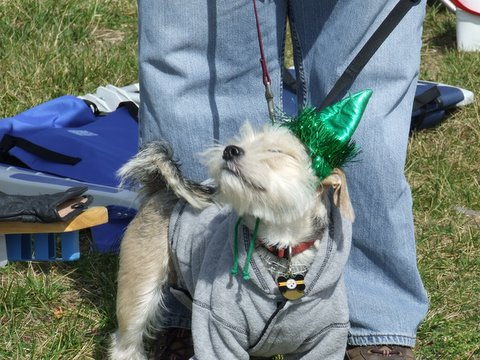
left=138, top=0, right=288, bottom=181
left=289, top=0, right=429, bottom=346
left=137, top=0, right=289, bottom=327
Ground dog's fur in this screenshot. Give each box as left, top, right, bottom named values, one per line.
left=109, top=122, right=354, bottom=360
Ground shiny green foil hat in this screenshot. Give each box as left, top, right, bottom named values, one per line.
left=282, top=89, right=373, bottom=180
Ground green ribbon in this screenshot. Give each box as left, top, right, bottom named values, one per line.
left=231, top=217, right=260, bottom=281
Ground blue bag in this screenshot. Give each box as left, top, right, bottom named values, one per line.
left=0, top=95, right=97, bottom=134
left=0, top=96, right=138, bottom=187
left=410, top=80, right=466, bottom=132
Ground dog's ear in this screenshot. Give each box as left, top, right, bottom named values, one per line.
left=320, top=168, right=355, bottom=222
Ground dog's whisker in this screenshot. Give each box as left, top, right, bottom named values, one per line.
left=222, top=161, right=267, bottom=193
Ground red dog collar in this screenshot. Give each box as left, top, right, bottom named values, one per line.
left=266, top=240, right=316, bottom=259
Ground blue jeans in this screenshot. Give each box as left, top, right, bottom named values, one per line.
left=138, top=0, right=429, bottom=347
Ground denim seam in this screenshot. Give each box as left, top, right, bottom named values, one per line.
left=348, top=334, right=416, bottom=340
left=287, top=0, right=307, bottom=110
left=279, top=10, right=287, bottom=113
left=347, top=333, right=417, bottom=347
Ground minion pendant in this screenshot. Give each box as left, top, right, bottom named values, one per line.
left=276, top=246, right=306, bottom=300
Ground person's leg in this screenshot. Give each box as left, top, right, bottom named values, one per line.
left=137, top=0, right=289, bottom=357
left=288, top=0, right=429, bottom=349
left=138, top=0, right=288, bottom=181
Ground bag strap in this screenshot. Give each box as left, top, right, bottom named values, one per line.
left=410, top=85, right=442, bottom=131
left=318, top=0, right=421, bottom=111
left=413, top=85, right=442, bottom=112
left=0, top=134, right=81, bottom=165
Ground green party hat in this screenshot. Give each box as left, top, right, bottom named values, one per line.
left=282, top=89, right=373, bottom=180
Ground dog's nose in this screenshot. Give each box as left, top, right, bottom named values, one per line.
left=223, top=145, right=244, bottom=161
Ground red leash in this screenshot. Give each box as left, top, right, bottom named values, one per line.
left=252, top=0, right=275, bottom=122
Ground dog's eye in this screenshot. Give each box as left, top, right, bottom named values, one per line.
left=267, top=149, right=298, bottom=161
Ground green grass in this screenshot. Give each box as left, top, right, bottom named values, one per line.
left=0, top=1, right=479, bottom=359
left=0, top=0, right=138, bottom=117
left=410, top=4, right=480, bottom=359
left=0, top=250, right=119, bottom=359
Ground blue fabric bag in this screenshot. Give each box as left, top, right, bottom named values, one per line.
left=0, top=96, right=138, bottom=187
left=0, top=95, right=97, bottom=134
left=410, top=80, right=466, bottom=132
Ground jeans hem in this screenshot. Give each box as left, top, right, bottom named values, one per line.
left=347, top=334, right=416, bottom=347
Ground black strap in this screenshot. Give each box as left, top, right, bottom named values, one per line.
left=118, top=101, right=139, bottom=120
left=83, top=99, right=139, bottom=120
left=318, top=0, right=421, bottom=111
left=0, top=134, right=81, bottom=165
left=82, top=99, right=101, bottom=116
left=410, top=85, right=442, bottom=131
left=413, top=85, right=442, bottom=111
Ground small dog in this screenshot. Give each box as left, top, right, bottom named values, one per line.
left=110, top=122, right=354, bottom=360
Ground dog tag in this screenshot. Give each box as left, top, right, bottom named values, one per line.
left=277, top=274, right=305, bottom=300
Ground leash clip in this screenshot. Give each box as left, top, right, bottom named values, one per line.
left=264, top=82, right=275, bottom=123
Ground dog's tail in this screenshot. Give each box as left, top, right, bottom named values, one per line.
left=118, top=140, right=215, bottom=209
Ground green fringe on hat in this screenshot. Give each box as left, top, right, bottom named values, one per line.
left=282, top=89, right=373, bottom=180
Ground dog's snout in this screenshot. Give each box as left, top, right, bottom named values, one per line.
left=223, top=145, right=244, bottom=161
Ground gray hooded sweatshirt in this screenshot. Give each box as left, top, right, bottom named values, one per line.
left=169, top=200, right=351, bottom=360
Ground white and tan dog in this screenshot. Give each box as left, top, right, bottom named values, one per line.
left=110, top=122, right=354, bottom=360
